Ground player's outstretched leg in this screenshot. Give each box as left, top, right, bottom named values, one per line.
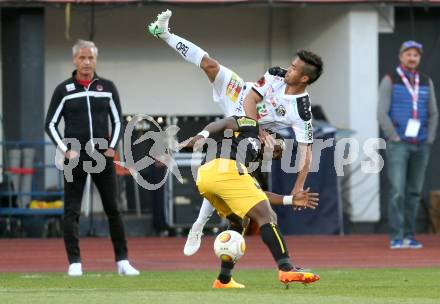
left=183, top=198, right=215, bottom=256
left=212, top=222, right=245, bottom=288
left=247, top=201, right=320, bottom=286
left=147, top=9, right=220, bottom=82
left=148, top=9, right=207, bottom=67
left=260, top=223, right=319, bottom=284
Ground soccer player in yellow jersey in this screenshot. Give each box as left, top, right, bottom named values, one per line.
left=184, top=116, right=320, bottom=288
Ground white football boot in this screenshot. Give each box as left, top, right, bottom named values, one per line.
left=148, top=9, right=172, bottom=39
left=183, top=228, right=203, bottom=256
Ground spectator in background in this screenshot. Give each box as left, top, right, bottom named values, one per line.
left=378, top=40, right=438, bottom=249
left=45, top=40, right=139, bottom=276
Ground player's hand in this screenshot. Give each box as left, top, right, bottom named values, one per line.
left=192, top=135, right=207, bottom=152
left=181, top=135, right=206, bottom=152
left=103, top=148, right=116, bottom=158
left=259, top=128, right=275, bottom=149
left=65, top=150, right=79, bottom=159
left=292, top=188, right=319, bottom=210
left=177, top=137, right=195, bottom=150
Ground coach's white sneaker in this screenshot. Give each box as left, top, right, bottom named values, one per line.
left=117, top=260, right=140, bottom=276
left=183, top=229, right=203, bottom=256
left=67, top=263, right=83, bottom=277
left=148, top=9, right=172, bottom=39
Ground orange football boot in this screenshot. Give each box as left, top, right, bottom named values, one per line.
left=212, top=278, right=245, bottom=288
left=278, top=270, right=320, bottom=284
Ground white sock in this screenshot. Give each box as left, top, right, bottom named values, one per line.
left=162, top=33, right=208, bottom=68
left=192, top=198, right=215, bottom=231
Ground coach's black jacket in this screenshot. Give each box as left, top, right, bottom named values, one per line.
left=45, top=71, right=122, bottom=152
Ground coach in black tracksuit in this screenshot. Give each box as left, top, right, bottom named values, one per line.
left=45, top=40, right=138, bottom=276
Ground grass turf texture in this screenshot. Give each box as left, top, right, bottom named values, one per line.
left=0, top=268, right=439, bottom=304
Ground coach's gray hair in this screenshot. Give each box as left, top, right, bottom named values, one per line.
left=72, top=39, right=98, bottom=57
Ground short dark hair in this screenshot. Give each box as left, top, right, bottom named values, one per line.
left=296, top=49, right=323, bottom=84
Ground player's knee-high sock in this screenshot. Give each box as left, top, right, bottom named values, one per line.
left=217, top=260, right=235, bottom=284
left=228, top=223, right=244, bottom=235
left=161, top=33, right=208, bottom=67
left=217, top=220, right=243, bottom=283
left=192, top=198, right=215, bottom=232
left=260, top=223, right=293, bottom=271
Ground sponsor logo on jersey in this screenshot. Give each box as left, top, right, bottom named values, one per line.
left=270, top=98, right=277, bottom=108
left=305, top=121, right=313, bottom=141
left=275, top=105, right=286, bottom=116
left=175, top=42, right=189, bottom=57
left=255, top=76, right=265, bottom=88
left=65, top=83, right=76, bottom=92
left=237, top=117, right=257, bottom=127
left=268, top=86, right=274, bottom=94
left=256, top=103, right=269, bottom=119
left=96, top=84, right=103, bottom=91
left=226, top=73, right=244, bottom=103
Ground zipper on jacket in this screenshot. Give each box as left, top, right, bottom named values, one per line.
left=85, top=79, right=97, bottom=151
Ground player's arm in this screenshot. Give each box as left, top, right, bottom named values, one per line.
left=182, top=117, right=239, bottom=150
left=244, top=71, right=279, bottom=147
left=243, top=89, right=262, bottom=121
left=244, top=68, right=282, bottom=120
left=290, top=95, right=314, bottom=195
left=291, top=143, right=312, bottom=195
left=265, top=188, right=319, bottom=210
left=244, top=86, right=274, bottom=147
left=201, top=116, right=239, bottom=134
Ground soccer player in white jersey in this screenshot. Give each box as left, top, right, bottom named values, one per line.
left=148, top=10, right=323, bottom=256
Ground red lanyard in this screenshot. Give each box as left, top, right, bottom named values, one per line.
left=396, top=67, right=419, bottom=119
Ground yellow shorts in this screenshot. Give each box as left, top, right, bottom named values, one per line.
left=196, top=158, right=268, bottom=219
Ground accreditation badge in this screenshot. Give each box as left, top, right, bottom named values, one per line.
left=404, top=118, right=421, bottom=138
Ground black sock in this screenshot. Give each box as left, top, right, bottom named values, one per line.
left=217, top=261, right=234, bottom=284
left=226, top=214, right=245, bottom=235
left=260, top=223, right=293, bottom=271
left=227, top=224, right=244, bottom=235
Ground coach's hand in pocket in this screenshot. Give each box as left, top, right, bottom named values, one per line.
left=104, top=148, right=116, bottom=158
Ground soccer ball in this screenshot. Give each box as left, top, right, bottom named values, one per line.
left=213, top=230, right=246, bottom=263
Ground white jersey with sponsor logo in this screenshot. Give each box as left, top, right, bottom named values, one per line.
left=212, top=66, right=313, bottom=143
left=252, top=71, right=313, bottom=144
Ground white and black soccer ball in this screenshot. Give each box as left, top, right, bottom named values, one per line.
left=213, top=230, right=246, bottom=263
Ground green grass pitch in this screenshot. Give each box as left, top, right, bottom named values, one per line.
left=1, top=268, right=439, bottom=304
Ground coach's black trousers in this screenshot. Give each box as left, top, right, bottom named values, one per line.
left=63, top=151, right=128, bottom=264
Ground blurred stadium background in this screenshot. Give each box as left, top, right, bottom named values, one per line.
left=0, top=3, right=440, bottom=304
left=0, top=0, right=439, bottom=241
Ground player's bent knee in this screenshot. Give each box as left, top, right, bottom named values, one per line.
left=270, top=209, right=278, bottom=224
left=201, top=56, right=219, bottom=69
left=201, top=57, right=220, bottom=80
left=247, top=200, right=273, bottom=226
